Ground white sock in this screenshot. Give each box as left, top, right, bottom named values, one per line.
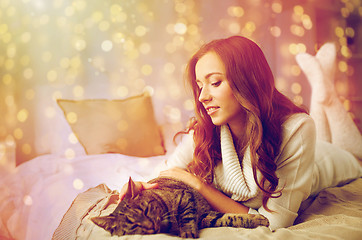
left=296, top=43, right=362, bottom=161
left=315, top=43, right=336, bottom=82
left=296, top=43, right=336, bottom=104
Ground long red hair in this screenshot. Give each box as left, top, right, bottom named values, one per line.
left=182, top=36, right=307, bottom=210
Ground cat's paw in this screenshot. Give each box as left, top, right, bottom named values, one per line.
left=179, top=230, right=198, bottom=239
left=249, top=214, right=269, bottom=228
left=221, top=213, right=269, bottom=228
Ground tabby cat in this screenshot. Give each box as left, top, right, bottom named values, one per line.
left=91, top=177, right=269, bottom=238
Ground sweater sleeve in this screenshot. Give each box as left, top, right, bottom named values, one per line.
left=257, top=113, right=316, bottom=230
left=165, top=132, right=194, bottom=169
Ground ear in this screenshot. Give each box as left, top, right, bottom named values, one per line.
left=124, top=177, right=140, bottom=200
left=91, top=215, right=117, bottom=230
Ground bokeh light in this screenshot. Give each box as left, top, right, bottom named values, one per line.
left=0, top=0, right=360, bottom=165
left=23, top=195, right=33, bottom=206
left=73, top=178, right=84, bottom=190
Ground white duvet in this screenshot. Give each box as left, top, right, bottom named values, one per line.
left=0, top=153, right=167, bottom=240
left=2, top=153, right=362, bottom=240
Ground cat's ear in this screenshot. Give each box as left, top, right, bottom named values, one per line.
left=124, top=177, right=140, bottom=199
left=91, top=215, right=117, bottom=231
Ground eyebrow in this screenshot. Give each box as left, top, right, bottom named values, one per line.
left=196, top=72, right=223, bottom=82
left=205, top=72, right=223, bottom=79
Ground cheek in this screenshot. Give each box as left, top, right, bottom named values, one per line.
left=215, top=82, right=236, bottom=103
left=224, top=95, right=245, bottom=118
left=220, top=91, right=239, bottom=109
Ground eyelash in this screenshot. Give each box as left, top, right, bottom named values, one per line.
left=197, top=79, right=222, bottom=90
left=211, top=81, right=221, bottom=87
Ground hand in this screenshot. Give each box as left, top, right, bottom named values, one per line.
left=159, top=167, right=203, bottom=190
left=118, top=181, right=158, bottom=202
left=160, top=168, right=249, bottom=214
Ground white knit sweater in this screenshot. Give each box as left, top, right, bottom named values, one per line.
left=213, top=125, right=259, bottom=202
left=166, top=113, right=362, bottom=230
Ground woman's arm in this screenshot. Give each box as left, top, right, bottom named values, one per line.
left=257, top=114, right=316, bottom=230
left=162, top=133, right=249, bottom=213
left=159, top=167, right=249, bottom=214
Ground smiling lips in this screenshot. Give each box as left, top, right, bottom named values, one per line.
left=205, top=106, right=219, bottom=115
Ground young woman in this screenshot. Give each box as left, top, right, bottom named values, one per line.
left=121, top=36, right=362, bottom=230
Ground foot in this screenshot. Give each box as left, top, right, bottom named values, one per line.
left=296, top=43, right=337, bottom=105
left=316, top=43, right=336, bottom=81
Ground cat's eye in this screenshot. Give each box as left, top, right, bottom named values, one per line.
left=143, top=207, right=149, bottom=216
left=125, top=216, right=134, bottom=223
left=129, top=224, right=138, bottom=230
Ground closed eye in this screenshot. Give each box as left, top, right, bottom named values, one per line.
left=211, top=81, right=222, bottom=87
left=144, top=206, right=150, bottom=216
left=125, top=216, right=134, bottom=223
left=130, top=224, right=138, bottom=230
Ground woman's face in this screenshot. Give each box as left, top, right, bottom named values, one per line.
left=195, top=51, right=245, bottom=131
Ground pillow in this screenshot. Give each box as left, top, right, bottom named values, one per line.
left=57, top=93, right=166, bottom=157
left=52, top=184, right=118, bottom=239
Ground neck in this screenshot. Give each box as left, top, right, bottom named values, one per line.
left=228, top=118, right=247, bottom=144
left=228, top=123, right=247, bottom=153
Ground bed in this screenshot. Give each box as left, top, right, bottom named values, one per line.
left=1, top=93, right=362, bottom=240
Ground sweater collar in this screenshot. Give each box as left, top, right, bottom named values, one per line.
left=214, top=124, right=259, bottom=201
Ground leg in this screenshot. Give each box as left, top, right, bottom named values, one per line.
left=323, top=97, right=362, bottom=160
left=296, top=44, right=336, bottom=142
left=200, top=212, right=269, bottom=229
left=309, top=100, right=331, bottom=142
left=177, top=192, right=199, bottom=238
left=296, top=43, right=362, bottom=160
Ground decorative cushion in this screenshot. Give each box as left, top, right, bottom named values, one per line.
left=52, top=184, right=118, bottom=239
left=57, top=93, right=166, bottom=157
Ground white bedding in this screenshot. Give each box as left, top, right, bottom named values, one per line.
left=2, top=153, right=362, bottom=240
left=0, top=153, right=167, bottom=240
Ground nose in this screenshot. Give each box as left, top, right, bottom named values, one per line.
left=198, top=86, right=211, bottom=103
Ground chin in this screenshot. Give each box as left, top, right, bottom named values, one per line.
left=210, top=118, right=225, bottom=126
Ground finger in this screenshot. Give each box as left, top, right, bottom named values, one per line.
left=142, top=182, right=159, bottom=190
left=118, top=181, right=158, bottom=202
left=118, top=181, right=141, bottom=202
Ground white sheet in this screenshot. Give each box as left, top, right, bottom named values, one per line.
left=0, top=153, right=167, bottom=240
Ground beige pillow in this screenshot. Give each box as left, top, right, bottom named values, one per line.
left=57, top=93, right=166, bottom=157
left=52, top=184, right=117, bottom=239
